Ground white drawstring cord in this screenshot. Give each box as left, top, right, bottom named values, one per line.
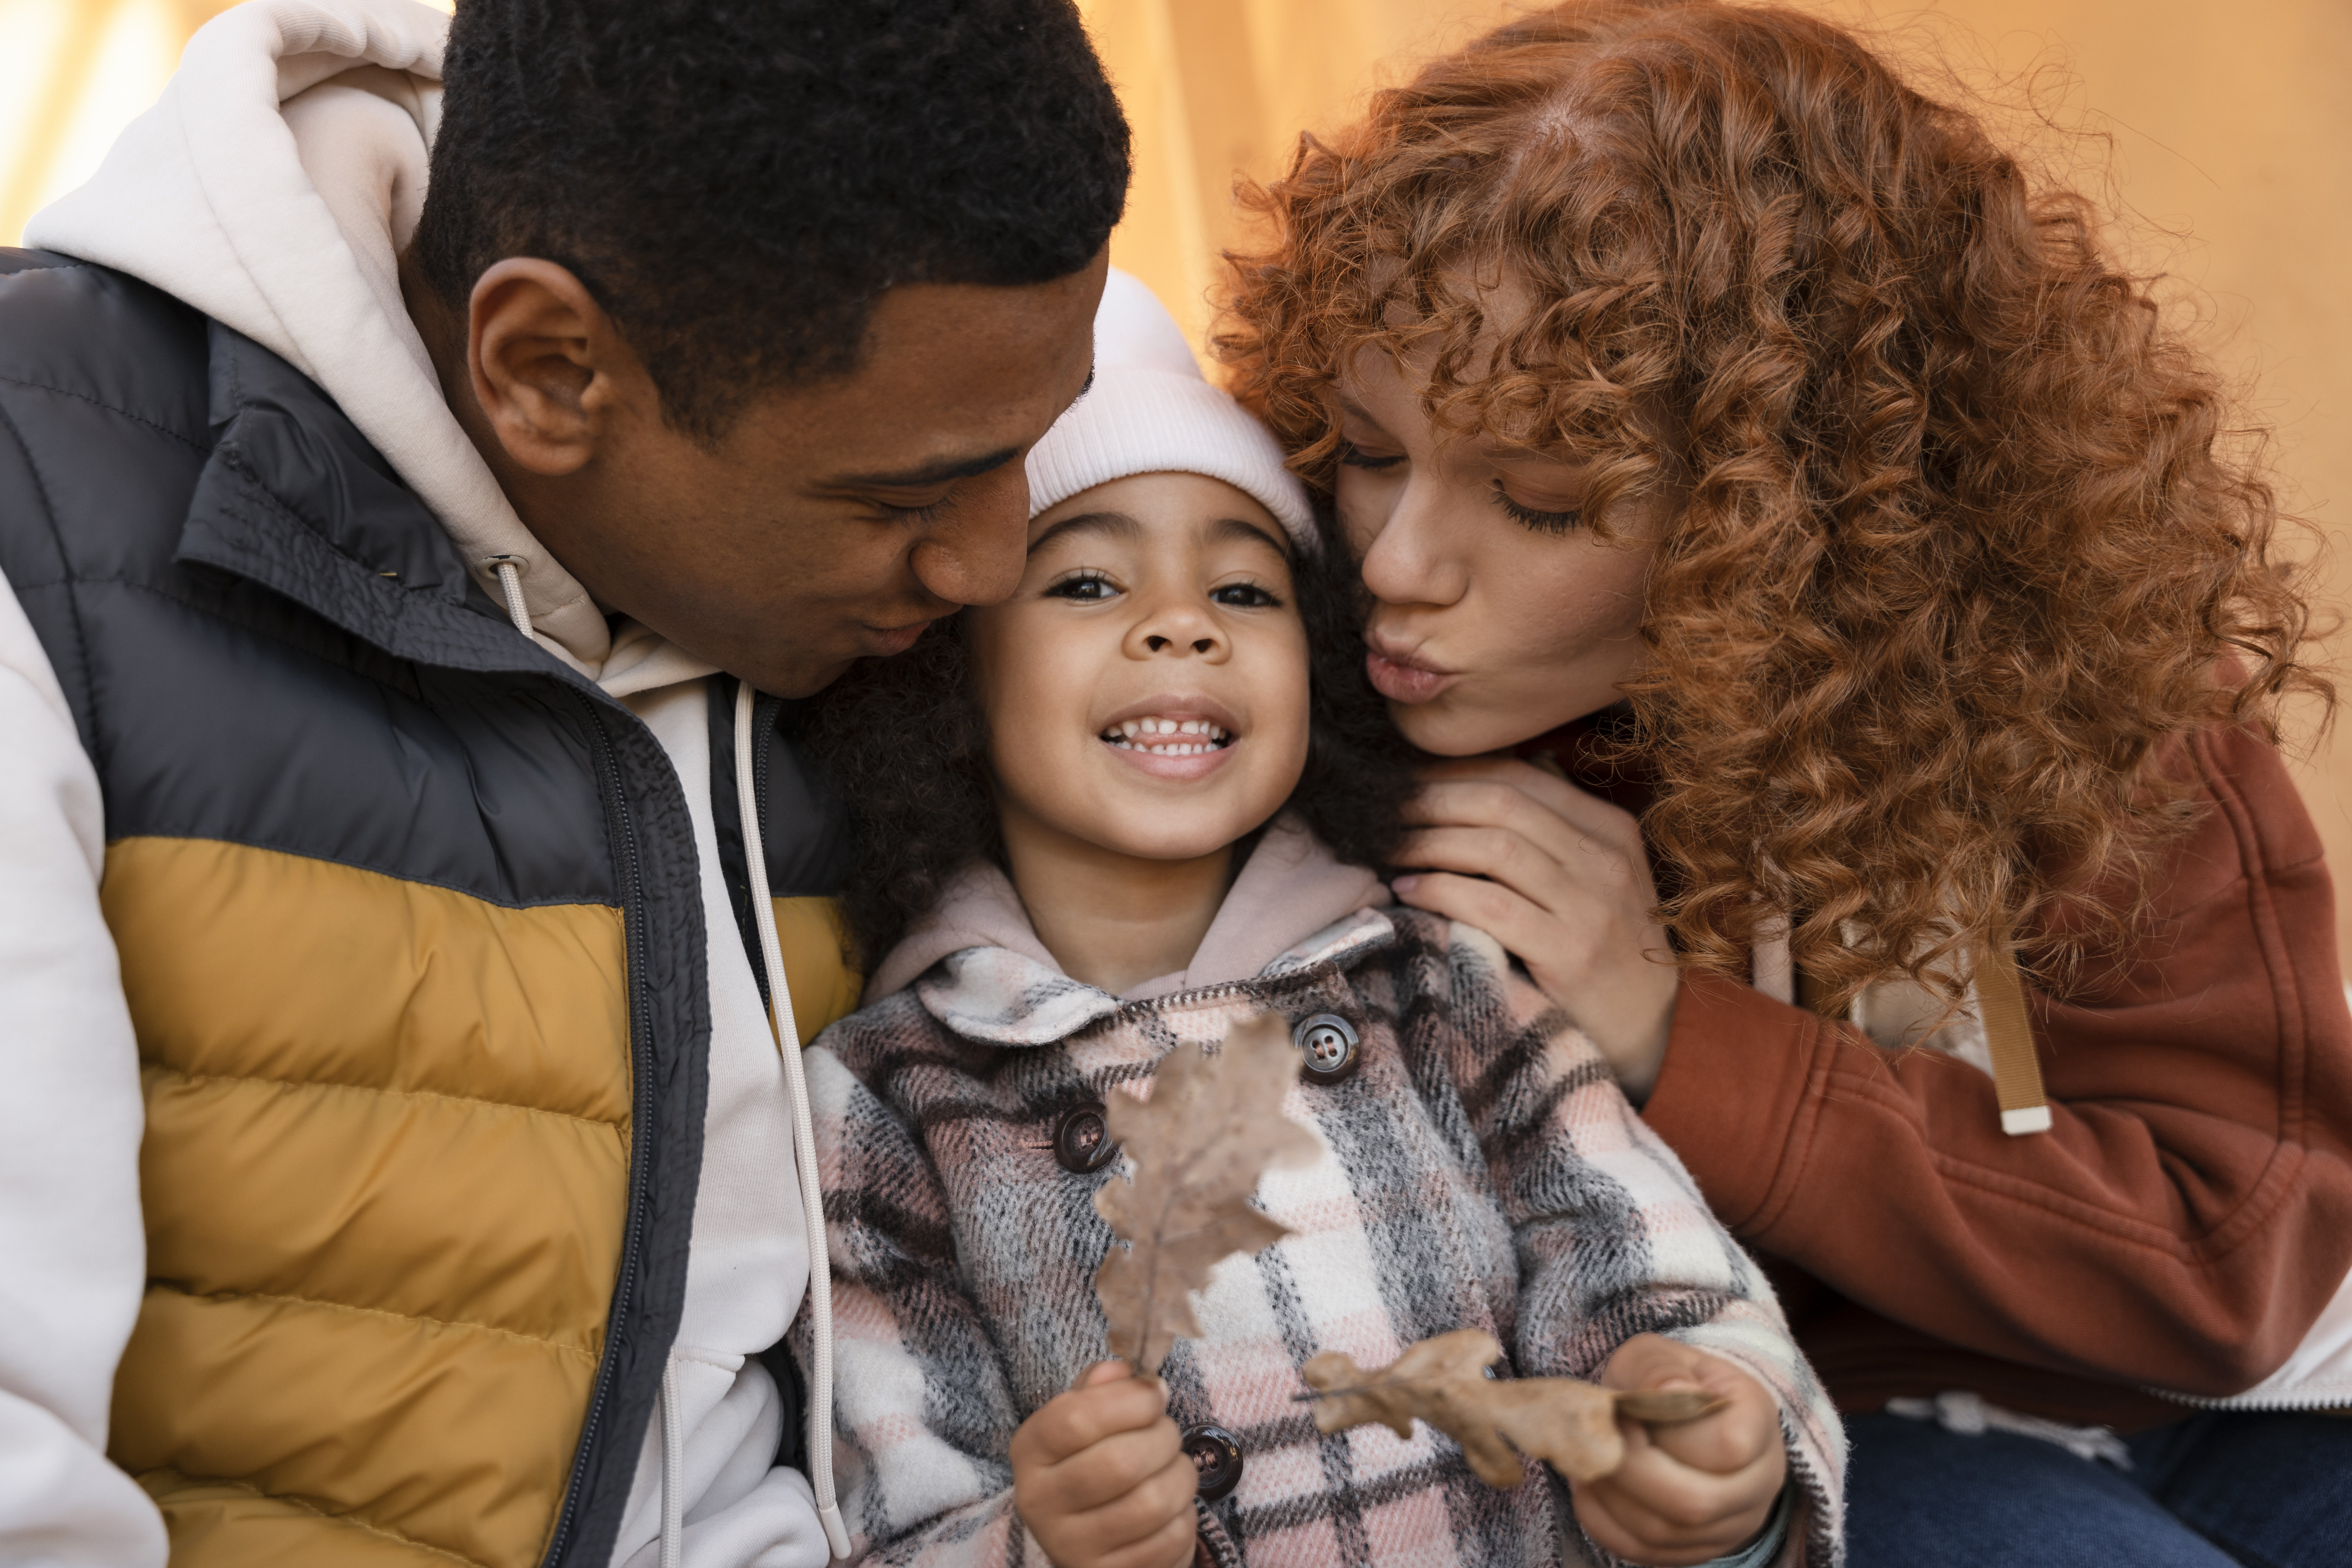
left=486, top=555, right=533, bottom=640
left=733, top=681, right=851, bottom=1561
left=659, top=1354, right=685, bottom=1568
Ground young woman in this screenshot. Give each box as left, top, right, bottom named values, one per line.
left=795, top=274, right=1842, bottom=1568
left=1220, top=4, right=2352, bottom=1564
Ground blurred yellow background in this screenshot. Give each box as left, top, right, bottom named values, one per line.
left=9, top=0, right=2352, bottom=965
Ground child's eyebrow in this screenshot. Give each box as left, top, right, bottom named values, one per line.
left=1028, top=510, right=1142, bottom=554
left=1209, top=515, right=1293, bottom=561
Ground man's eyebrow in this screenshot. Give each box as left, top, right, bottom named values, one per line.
left=1028, top=510, right=1141, bottom=554
left=824, top=444, right=1023, bottom=490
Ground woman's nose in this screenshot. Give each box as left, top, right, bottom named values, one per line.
left=1359, top=481, right=1466, bottom=608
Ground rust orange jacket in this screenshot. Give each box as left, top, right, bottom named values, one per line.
left=1629, top=722, right=2352, bottom=1428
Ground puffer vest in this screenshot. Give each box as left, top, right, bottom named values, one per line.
left=0, top=251, right=853, bottom=1568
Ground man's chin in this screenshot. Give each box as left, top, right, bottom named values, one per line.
left=744, top=656, right=856, bottom=701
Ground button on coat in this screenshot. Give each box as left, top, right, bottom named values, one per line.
left=1292, top=1012, right=1361, bottom=1083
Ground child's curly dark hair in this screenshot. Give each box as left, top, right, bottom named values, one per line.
left=801, top=530, right=1418, bottom=976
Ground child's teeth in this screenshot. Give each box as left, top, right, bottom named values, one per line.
left=1100, top=716, right=1236, bottom=753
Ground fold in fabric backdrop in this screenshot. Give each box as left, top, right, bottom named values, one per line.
left=6, top=0, right=2350, bottom=965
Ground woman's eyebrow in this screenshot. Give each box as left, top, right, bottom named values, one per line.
left=1027, top=510, right=1142, bottom=555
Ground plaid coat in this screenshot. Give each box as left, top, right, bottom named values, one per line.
left=802, top=897, right=1843, bottom=1568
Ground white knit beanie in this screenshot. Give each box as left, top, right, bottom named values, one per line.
left=1024, top=269, right=1317, bottom=550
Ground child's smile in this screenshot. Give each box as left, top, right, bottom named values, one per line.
left=1098, top=706, right=1238, bottom=778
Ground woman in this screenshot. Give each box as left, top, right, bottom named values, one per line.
left=1220, top=3, right=2352, bottom=1564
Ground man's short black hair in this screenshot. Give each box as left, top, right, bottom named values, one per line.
left=412, top=0, right=1130, bottom=438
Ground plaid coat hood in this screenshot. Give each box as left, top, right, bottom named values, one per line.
left=800, top=830, right=1845, bottom=1568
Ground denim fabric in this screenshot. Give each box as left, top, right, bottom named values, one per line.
left=1846, top=1408, right=2352, bottom=1567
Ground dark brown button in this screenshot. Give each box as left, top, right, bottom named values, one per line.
left=1052, top=1102, right=1119, bottom=1174
left=1181, top=1423, right=1244, bottom=1501
left=1292, top=1013, right=1360, bottom=1083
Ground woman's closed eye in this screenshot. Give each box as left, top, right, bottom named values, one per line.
left=1489, top=480, right=1581, bottom=535
left=1336, top=437, right=1405, bottom=471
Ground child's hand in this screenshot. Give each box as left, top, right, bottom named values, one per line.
left=1011, top=1360, right=1199, bottom=1568
left=1570, top=1334, right=1789, bottom=1566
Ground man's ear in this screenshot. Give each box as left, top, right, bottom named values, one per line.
left=466, top=258, right=650, bottom=476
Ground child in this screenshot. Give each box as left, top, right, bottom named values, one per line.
left=795, top=272, right=1842, bottom=1568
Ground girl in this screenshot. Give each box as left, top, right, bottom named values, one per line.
left=794, top=272, right=1843, bottom=1568
left=1219, top=4, right=2352, bottom=1566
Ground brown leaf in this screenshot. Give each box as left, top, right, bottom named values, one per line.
left=1094, top=1012, right=1322, bottom=1376
left=1299, top=1328, right=1729, bottom=1486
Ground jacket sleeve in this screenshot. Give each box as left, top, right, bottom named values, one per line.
left=1431, top=920, right=1843, bottom=1568
left=798, top=1033, right=1051, bottom=1568
left=1642, top=722, right=2352, bottom=1397
left=0, top=568, right=166, bottom=1565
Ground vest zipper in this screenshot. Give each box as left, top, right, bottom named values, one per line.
left=541, top=693, right=657, bottom=1568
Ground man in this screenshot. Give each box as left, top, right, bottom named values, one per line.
left=0, top=0, right=1124, bottom=1563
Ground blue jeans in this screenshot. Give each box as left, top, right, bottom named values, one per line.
left=1845, top=1409, right=2352, bottom=1566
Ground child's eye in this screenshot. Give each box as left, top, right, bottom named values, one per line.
left=1210, top=582, right=1283, bottom=609
left=1043, top=570, right=1120, bottom=601
left=1489, top=481, right=1581, bottom=536
left=1336, top=439, right=1405, bottom=471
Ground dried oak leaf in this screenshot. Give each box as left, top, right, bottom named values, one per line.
left=1094, top=1012, right=1322, bottom=1376
left=1301, top=1328, right=1728, bottom=1486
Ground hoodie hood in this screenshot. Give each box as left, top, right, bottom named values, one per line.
left=25, top=0, right=711, bottom=694
left=864, top=815, right=1394, bottom=1040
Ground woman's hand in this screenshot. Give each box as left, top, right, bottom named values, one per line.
left=1389, top=756, right=1679, bottom=1098
left=1011, top=1361, right=1198, bottom=1568
left=1572, top=1335, right=1790, bottom=1566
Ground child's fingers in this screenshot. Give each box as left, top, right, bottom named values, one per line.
left=1023, top=1416, right=1187, bottom=1516
left=1078, top=1358, right=1136, bottom=1390
left=1600, top=1338, right=1780, bottom=1475
left=1571, top=1470, right=1773, bottom=1568
left=1090, top=1496, right=1199, bottom=1568
left=1033, top=1444, right=1198, bottom=1567
left=1573, top=1337, right=1788, bottom=1561
left=1013, top=1371, right=1172, bottom=1465
left=1589, top=1431, right=1784, bottom=1537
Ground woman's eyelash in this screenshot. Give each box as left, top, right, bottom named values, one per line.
left=1336, top=439, right=1405, bottom=471
left=874, top=499, right=946, bottom=526
left=1489, top=481, right=1581, bottom=535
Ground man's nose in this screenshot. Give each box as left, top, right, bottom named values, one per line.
left=909, top=467, right=1029, bottom=608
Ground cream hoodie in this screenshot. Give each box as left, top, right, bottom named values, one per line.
left=11, top=2, right=830, bottom=1564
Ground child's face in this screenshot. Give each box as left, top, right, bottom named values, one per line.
left=967, top=472, right=1310, bottom=863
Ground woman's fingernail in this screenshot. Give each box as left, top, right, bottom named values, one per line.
left=1391, top=875, right=1418, bottom=895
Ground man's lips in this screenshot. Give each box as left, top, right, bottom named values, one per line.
left=863, top=620, right=931, bottom=656
left=1365, top=643, right=1457, bottom=704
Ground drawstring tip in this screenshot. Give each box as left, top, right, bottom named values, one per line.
left=485, top=555, right=534, bottom=641
left=819, top=1503, right=852, bottom=1561
left=2000, top=1104, right=2052, bottom=1136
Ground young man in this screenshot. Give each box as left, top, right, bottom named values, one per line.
left=0, top=1, right=1125, bottom=1564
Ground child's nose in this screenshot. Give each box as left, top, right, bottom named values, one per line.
left=1129, top=595, right=1225, bottom=659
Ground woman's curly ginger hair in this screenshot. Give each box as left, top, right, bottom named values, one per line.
left=1218, top=0, right=2327, bottom=1006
